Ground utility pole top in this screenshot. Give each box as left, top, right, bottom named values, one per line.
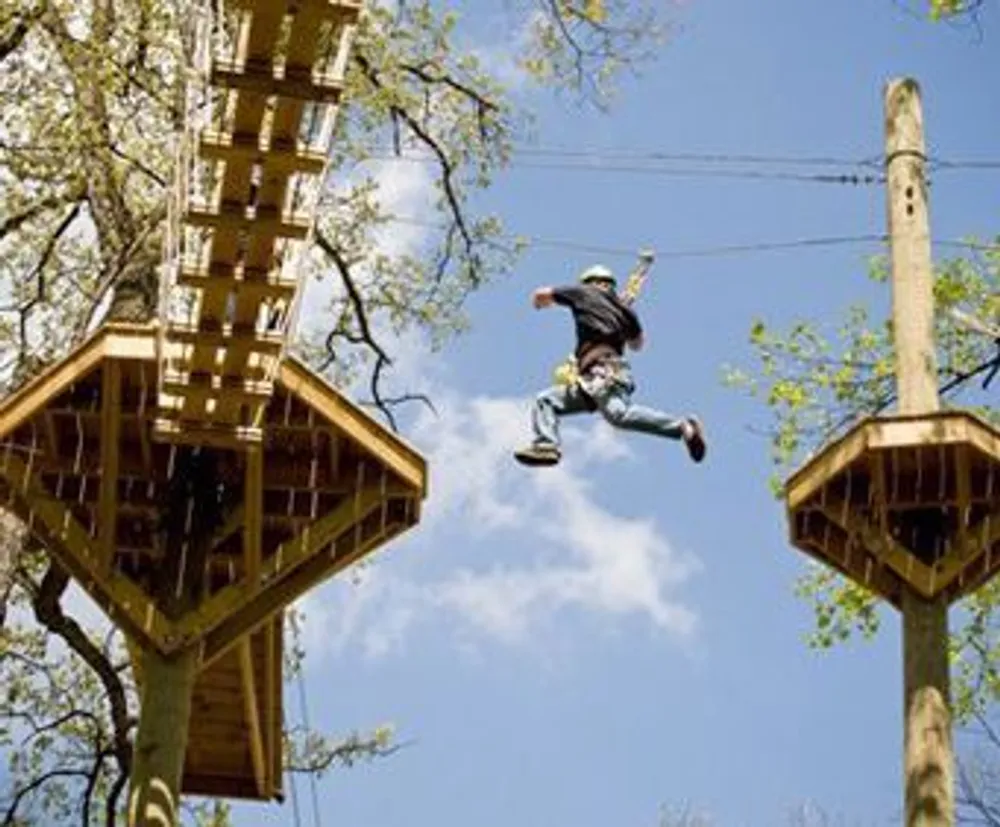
left=884, top=77, right=939, bottom=416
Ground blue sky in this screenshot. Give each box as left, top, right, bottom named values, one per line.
left=232, top=3, right=1000, bottom=826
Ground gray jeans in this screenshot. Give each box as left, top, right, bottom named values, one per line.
left=531, top=362, right=686, bottom=449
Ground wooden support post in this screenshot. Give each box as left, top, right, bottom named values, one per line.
left=238, top=637, right=267, bottom=797
left=244, top=445, right=263, bottom=590
left=127, top=645, right=198, bottom=827
left=885, top=77, right=953, bottom=827
left=99, top=361, right=121, bottom=574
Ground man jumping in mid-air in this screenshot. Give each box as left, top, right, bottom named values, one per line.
left=514, top=264, right=706, bottom=467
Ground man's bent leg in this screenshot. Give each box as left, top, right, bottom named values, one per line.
left=597, top=386, right=706, bottom=462
left=532, top=384, right=591, bottom=447
left=515, top=384, right=592, bottom=466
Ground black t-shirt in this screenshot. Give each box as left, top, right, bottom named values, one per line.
left=552, top=284, right=642, bottom=370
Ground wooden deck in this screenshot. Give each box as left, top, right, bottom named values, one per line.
left=785, top=411, right=1000, bottom=607
left=156, top=0, right=363, bottom=449
left=0, top=324, right=427, bottom=665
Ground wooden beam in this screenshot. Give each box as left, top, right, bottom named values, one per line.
left=819, top=498, right=936, bottom=597
left=138, top=363, right=153, bottom=472
left=160, top=372, right=274, bottom=400
left=265, top=617, right=279, bottom=797
left=784, top=420, right=870, bottom=509
left=0, top=334, right=105, bottom=439
left=230, top=0, right=362, bottom=23
left=42, top=411, right=59, bottom=459
left=279, top=359, right=428, bottom=496
left=202, top=518, right=408, bottom=667
left=98, top=361, right=122, bottom=575
left=151, top=420, right=264, bottom=450
left=164, top=324, right=285, bottom=355
left=178, top=262, right=297, bottom=296
left=238, top=638, right=268, bottom=797
left=212, top=504, right=246, bottom=552
left=244, top=446, right=263, bottom=590
left=788, top=510, right=903, bottom=609
left=955, top=444, right=971, bottom=557
left=198, top=131, right=327, bottom=174
left=0, top=451, right=174, bottom=651
left=186, top=204, right=311, bottom=240
left=171, top=486, right=386, bottom=646
left=210, top=62, right=344, bottom=104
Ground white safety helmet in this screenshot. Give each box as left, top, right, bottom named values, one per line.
left=578, top=264, right=616, bottom=288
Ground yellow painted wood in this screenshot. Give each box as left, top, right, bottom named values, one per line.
left=171, top=486, right=385, bottom=650
left=244, top=445, right=263, bottom=590
left=238, top=638, right=267, bottom=797
left=98, top=360, right=122, bottom=574
left=0, top=450, right=174, bottom=650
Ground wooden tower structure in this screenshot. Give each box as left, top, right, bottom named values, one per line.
left=0, top=0, right=429, bottom=810
left=787, top=410, right=1000, bottom=605
left=0, top=324, right=426, bottom=799
left=784, top=80, right=999, bottom=827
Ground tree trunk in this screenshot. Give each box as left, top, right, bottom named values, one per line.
left=127, top=646, right=199, bottom=827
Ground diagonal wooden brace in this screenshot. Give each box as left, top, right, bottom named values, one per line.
left=0, top=449, right=175, bottom=652
left=819, top=497, right=936, bottom=597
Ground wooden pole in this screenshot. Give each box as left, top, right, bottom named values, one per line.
left=127, top=645, right=199, bottom=827
left=884, top=77, right=953, bottom=827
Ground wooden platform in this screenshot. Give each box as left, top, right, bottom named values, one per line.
left=157, top=0, right=363, bottom=447
left=0, top=323, right=427, bottom=666
left=785, top=410, right=1000, bottom=607
left=131, top=616, right=284, bottom=801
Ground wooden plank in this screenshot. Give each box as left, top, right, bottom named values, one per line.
left=784, top=422, right=869, bottom=511
left=938, top=505, right=1000, bottom=597
left=865, top=414, right=970, bottom=451
left=137, top=362, right=153, bottom=472
left=279, top=358, right=428, bottom=496
left=965, top=419, right=1000, bottom=468
left=955, top=444, right=971, bottom=557
left=202, top=518, right=407, bottom=666
left=199, top=131, right=326, bottom=173
left=231, top=0, right=362, bottom=22
left=265, top=617, right=279, bottom=797
left=213, top=504, right=246, bottom=552
left=0, top=451, right=174, bottom=651
left=244, top=446, right=263, bottom=589
left=211, top=62, right=344, bottom=104
left=819, top=498, right=935, bottom=597
left=172, top=486, right=385, bottom=647
left=103, top=324, right=157, bottom=360
left=161, top=372, right=274, bottom=399
left=98, top=361, right=122, bottom=574
left=152, top=420, right=263, bottom=450
left=186, top=204, right=311, bottom=239
left=238, top=638, right=268, bottom=797
left=241, top=0, right=288, bottom=62
left=165, top=323, right=285, bottom=354
left=178, top=263, right=297, bottom=299
left=0, top=333, right=105, bottom=439
left=869, top=449, right=887, bottom=533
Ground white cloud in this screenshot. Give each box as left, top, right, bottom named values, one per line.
left=298, top=382, right=702, bottom=662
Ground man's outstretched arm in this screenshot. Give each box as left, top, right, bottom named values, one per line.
left=627, top=332, right=644, bottom=351
left=533, top=285, right=583, bottom=309
left=532, top=287, right=555, bottom=308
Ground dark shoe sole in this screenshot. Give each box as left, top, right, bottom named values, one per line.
left=684, top=417, right=706, bottom=463
left=514, top=447, right=561, bottom=466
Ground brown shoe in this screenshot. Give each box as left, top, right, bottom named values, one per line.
left=683, top=417, right=706, bottom=463
left=514, top=444, right=561, bottom=466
